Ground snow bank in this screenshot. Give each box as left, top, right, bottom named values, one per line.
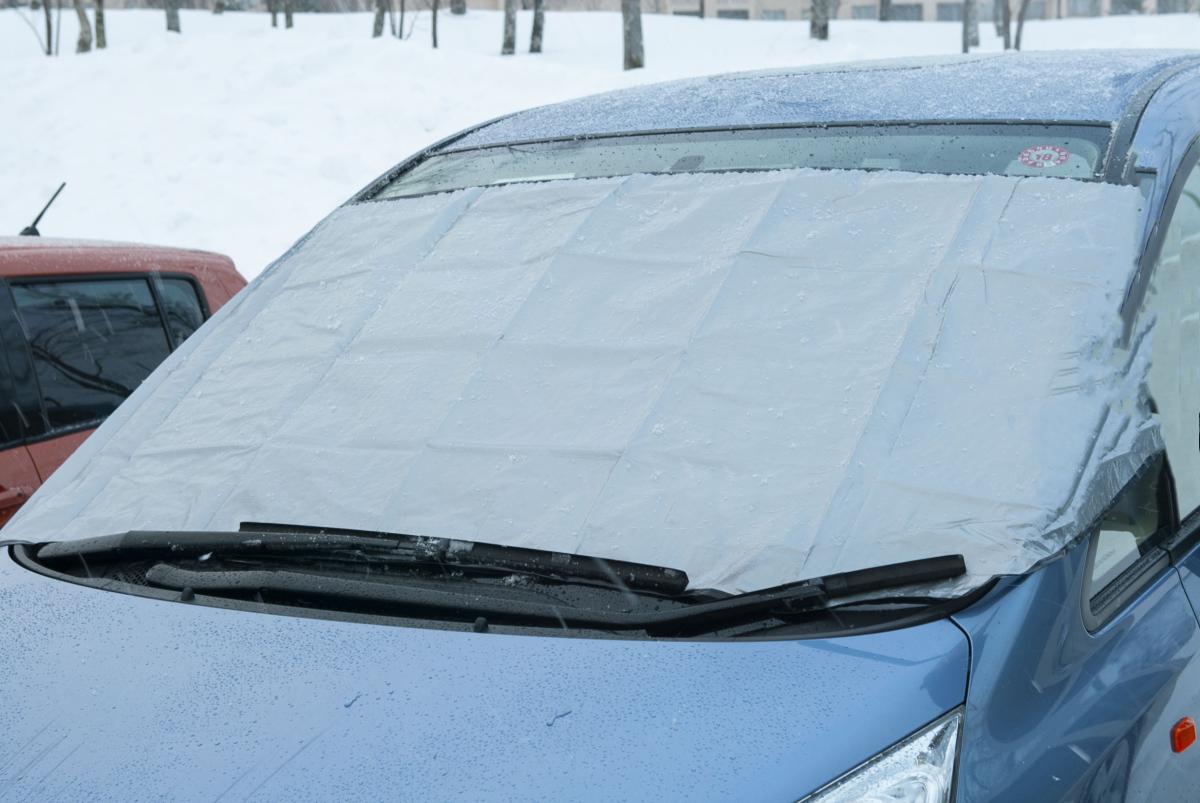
left=5, top=168, right=1148, bottom=595
left=1, top=9, right=1196, bottom=277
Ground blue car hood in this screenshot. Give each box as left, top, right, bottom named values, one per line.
left=0, top=553, right=968, bottom=801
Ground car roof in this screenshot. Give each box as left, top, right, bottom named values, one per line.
left=0, top=236, right=238, bottom=281
left=449, top=51, right=1200, bottom=150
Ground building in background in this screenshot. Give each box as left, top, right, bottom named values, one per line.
left=62, top=0, right=1196, bottom=19
left=469, top=0, right=1191, bottom=21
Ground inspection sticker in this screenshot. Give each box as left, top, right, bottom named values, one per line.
left=1018, top=145, right=1070, bottom=169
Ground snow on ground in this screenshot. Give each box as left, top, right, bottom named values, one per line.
left=2, top=8, right=1198, bottom=276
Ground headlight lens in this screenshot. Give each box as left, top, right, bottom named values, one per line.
left=800, top=709, right=962, bottom=803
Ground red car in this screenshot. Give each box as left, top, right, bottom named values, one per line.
left=0, top=237, right=245, bottom=526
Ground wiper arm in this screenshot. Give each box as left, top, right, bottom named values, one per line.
left=140, top=553, right=966, bottom=637
left=35, top=522, right=689, bottom=595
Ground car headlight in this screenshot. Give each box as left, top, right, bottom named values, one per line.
left=800, top=709, right=962, bottom=803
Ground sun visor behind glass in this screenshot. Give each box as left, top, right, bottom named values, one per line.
left=4, top=169, right=1149, bottom=597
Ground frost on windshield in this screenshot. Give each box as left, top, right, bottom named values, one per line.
left=6, top=168, right=1149, bottom=596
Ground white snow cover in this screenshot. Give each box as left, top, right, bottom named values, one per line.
left=5, top=168, right=1154, bottom=594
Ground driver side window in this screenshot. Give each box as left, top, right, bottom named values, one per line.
left=1141, top=162, right=1200, bottom=520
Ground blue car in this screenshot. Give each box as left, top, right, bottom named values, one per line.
left=6, top=50, right=1200, bottom=802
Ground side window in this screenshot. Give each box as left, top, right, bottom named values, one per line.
left=1140, top=161, right=1200, bottom=520
left=154, top=277, right=206, bottom=346
left=0, top=326, right=26, bottom=448
left=11, top=279, right=172, bottom=432
left=1088, top=455, right=1172, bottom=594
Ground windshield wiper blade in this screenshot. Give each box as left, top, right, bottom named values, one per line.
left=141, top=553, right=965, bottom=637
left=35, top=523, right=690, bottom=595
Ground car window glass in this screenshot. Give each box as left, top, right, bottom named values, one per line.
left=1089, top=456, right=1170, bottom=593
left=375, top=123, right=1110, bottom=200
left=0, top=325, right=28, bottom=448
left=154, top=277, right=205, bottom=346
left=11, top=279, right=172, bottom=432
left=1140, top=161, right=1200, bottom=520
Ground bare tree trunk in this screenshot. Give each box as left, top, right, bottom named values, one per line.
left=451, top=0, right=465, bottom=12
left=72, top=0, right=91, bottom=50
left=698, top=0, right=704, bottom=15
left=387, top=0, right=396, bottom=34
left=397, top=0, right=404, bottom=36
left=1001, top=0, right=1011, bottom=49
left=967, top=0, right=978, bottom=45
left=95, top=0, right=106, bottom=48
left=41, top=0, right=53, bottom=54
left=809, top=0, right=829, bottom=38
left=165, top=0, right=180, bottom=32
left=284, top=0, right=293, bottom=28
left=1013, top=0, right=1032, bottom=48
left=530, top=0, right=544, bottom=51
left=878, top=0, right=891, bottom=19
left=373, top=0, right=385, bottom=36
left=431, top=0, right=438, bottom=46
left=55, top=0, right=62, bottom=52
left=269, top=0, right=278, bottom=26
left=501, top=0, right=515, bottom=54
left=961, top=0, right=972, bottom=51
left=213, top=0, right=224, bottom=11
left=621, top=0, right=643, bottom=70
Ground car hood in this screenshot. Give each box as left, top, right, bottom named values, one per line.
left=0, top=552, right=968, bottom=801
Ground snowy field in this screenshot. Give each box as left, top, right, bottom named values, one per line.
left=2, top=9, right=1199, bottom=276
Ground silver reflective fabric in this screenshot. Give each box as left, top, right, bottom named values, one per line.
left=7, top=169, right=1150, bottom=595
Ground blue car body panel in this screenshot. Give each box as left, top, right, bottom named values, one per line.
left=0, top=554, right=969, bottom=801
left=450, top=52, right=1200, bottom=150
left=952, top=546, right=1200, bottom=802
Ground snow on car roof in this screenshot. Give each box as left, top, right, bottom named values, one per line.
left=5, top=168, right=1151, bottom=597
left=451, top=51, right=1200, bottom=150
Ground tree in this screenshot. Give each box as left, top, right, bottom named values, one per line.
left=1000, top=0, right=1011, bottom=49
left=72, top=0, right=91, bottom=51
left=373, top=0, right=385, bottom=36
left=621, top=0, right=643, bottom=70
left=165, top=0, right=181, bottom=32
left=809, top=0, right=830, bottom=39
left=431, top=0, right=439, bottom=46
left=501, top=0, right=516, bottom=54
left=42, top=0, right=53, bottom=54
left=95, top=0, right=106, bottom=47
left=961, top=0, right=977, bottom=52
left=1013, top=0, right=1033, bottom=49
left=878, top=0, right=891, bottom=19
left=530, top=0, right=545, bottom=52
left=268, top=0, right=278, bottom=26
left=284, top=0, right=294, bottom=28
left=451, top=0, right=465, bottom=13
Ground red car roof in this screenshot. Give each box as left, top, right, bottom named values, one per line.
left=0, top=236, right=246, bottom=306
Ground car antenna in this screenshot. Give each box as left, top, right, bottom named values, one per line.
left=19, top=182, right=66, bottom=237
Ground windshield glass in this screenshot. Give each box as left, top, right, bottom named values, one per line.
left=374, top=123, right=1111, bottom=199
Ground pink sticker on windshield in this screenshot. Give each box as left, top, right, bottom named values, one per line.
left=1018, top=145, right=1070, bottom=169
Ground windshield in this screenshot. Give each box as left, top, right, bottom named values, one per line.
left=374, top=123, right=1111, bottom=199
